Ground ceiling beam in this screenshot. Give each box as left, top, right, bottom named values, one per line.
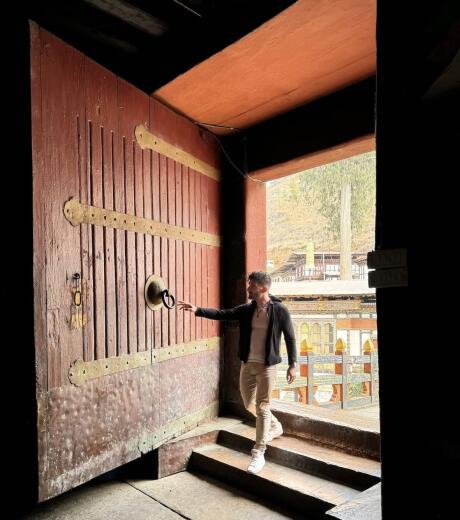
left=222, top=78, right=375, bottom=181
left=81, top=0, right=167, bottom=36
left=251, top=134, right=375, bottom=182
left=155, top=0, right=376, bottom=134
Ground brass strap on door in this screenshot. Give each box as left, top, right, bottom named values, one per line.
left=153, top=336, right=220, bottom=363
left=64, top=197, right=221, bottom=247
left=135, top=124, right=220, bottom=182
left=69, top=336, right=221, bottom=386
left=138, top=400, right=219, bottom=454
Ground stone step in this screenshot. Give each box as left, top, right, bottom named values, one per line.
left=269, top=401, right=380, bottom=461
left=157, top=416, right=243, bottom=478
left=218, top=423, right=380, bottom=491
left=325, top=483, right=382, bottom=519
left=190, top=443, right=361, bottom=519
left=128, top=471, right=301, bottom=520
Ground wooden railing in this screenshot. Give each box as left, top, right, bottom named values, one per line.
left=273, top=338, right=379, bottom=409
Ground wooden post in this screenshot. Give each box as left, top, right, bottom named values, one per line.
left=362, top=338, right=378, bottom=403
left=297, top=387, right=307, bottom=404
left=300, top=339, right=312, bottom=376
left=362, top=338, right=374, bottom=397
left=302, top=339, right=315, bottom=405
left=332, top=338, right=348, bottom=407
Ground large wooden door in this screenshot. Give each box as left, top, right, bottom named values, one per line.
left=31, top=23, right=221, bottom=501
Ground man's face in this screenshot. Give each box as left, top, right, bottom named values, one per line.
left=247, top=279, right=266, bottom=300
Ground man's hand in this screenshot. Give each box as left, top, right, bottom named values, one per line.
left=177, top=300, right=197, bottom=313
left=287, top=365, right=296, bottom=384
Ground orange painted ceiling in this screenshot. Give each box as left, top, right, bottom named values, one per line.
left=154, top=0, right=376, bottom=135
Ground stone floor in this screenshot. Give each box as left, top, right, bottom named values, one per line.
left=272, top=400, right=380, bottom=434
left=14, top=408, right=380, bottom=519
left=17, top=472, right=305, bottom=520
left=344, top=403, right=380, bottom=421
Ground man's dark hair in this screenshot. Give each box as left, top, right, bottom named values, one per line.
left=248, top=271, right=272, bottom=288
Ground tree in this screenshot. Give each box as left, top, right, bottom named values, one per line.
left=298, top=152, right=376, bottom=242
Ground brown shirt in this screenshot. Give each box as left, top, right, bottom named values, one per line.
left=248, top=304, right=270, bottom=363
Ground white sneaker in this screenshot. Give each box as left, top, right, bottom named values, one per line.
left=247, top=449, right=265, bottom=474
left=266, top=422, right=283, bottom=442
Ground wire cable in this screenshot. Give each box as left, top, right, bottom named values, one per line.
left=193, top=120, right=264, bottom=183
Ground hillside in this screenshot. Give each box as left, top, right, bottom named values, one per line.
left=266, top=152, right=376, bottom=270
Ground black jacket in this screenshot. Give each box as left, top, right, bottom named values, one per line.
left=195, top=295, right=297, bottom=367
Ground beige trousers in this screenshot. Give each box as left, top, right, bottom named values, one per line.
left=239, top=361, right=281, bottom=453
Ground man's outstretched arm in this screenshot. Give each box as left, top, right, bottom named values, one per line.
left=177, top=300, right=244, bottom=320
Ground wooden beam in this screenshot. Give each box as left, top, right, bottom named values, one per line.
left=81, top=0, right=167, bottom=36
left=223, top=78, right=375, bottom=181
left=155, top=0, right=376, bottom=134
left=250, top=134, right=375, bottom=181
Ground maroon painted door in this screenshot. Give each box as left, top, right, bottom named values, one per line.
left=31, top=23, right=221, bottom=501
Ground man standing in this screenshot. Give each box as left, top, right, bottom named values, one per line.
left=178, top=271, right=297, bottom=474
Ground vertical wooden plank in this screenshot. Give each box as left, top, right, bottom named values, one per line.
left=208, top=246, right=217, bottom=338
left=90, top=107, right=106, bottom=361
left=245, top=179, right=267, bottom=273
left=159, top=154, right=169, bottom=347
left=118, top=80, right=149, bottom=354
left=84, top=59, right=119, bottom=360
left=83, top=118, right=95, bottom=362
left=70, top=57, right=91, bottom=363
left=30, top=23, right=47, bottom=391
left=167, top=158, right=176, bottom=347
left=125, top=132, right=137, bottom=355
left=134, top=139, right=146, bottom=352
left=46, top=309, right=61, bottom=389
left=31, top=24, right=50, bottom=500
left=201, top=176, right=209, bottom=339
left=102, top=94, right=118, bottom=359
left=113, top=79, right=127, bottom=356
left=84, top=64, right=100, bottom=360
left=151, top=150, right=162, bottom=349
left=189, top=168, right=196, bottom=341
left=207, top=178, right=221, bottom=337
left=175, top=163, right=184, bottom=345
left=41, top=30, right=84, bottom=385
left=77, top=112, right=90, bottom=362
left=123, top=128, right=136, bottom=355
left=195, top=172, right=202, bottom=339
left=143, top=146, right=153, bottom=352
left=214, top=175, right=221, bottom=337
left=182, top=167, right=190, bottom=344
